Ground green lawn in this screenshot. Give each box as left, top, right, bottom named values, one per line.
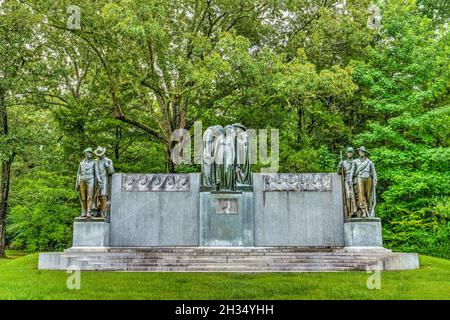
left=0, top=252, right=449, bottom=299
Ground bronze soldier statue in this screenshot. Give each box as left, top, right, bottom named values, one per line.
left=94, top=146, right=115, bottom=218
left=351, top=146, right=377, bottom=217
left=76, top=148, right=100, bottom=217
left=337, top=147, right=357, bottom=219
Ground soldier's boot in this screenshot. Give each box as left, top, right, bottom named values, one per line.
left=361, top=207, right=369, bottom=218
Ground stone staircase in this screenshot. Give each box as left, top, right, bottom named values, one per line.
left=52, top=247, right=406, bottom=272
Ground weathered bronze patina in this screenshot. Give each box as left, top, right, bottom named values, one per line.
left=94, top=146, right=115, bottom=218
left=350, top=146, right=377, bottom=217
left=201, top=123, right=252, bottom=191
left=76, top=148, right=99, bottom=217
left=337, top=147, right=357, bottom=219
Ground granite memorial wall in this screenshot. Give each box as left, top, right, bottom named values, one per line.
left=100, top=172, right=345, bottom=247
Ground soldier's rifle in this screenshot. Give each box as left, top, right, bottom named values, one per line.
left=340, top=150, right=349, bottom=219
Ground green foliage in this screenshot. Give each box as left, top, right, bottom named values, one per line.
left=0, top=0, right=448, bottom=258
left=281, top=145, right=337, bottom=173
left=7, top=172, right=79, bottom=252
left=382, top=209, right=450, bottom=259
left=352, top=0, right=450, bottom=258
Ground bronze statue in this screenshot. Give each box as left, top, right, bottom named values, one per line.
left=219, top=125, right=237, bottom=190
left=202, top=126, right=224, bottom=187
left=351, top=146, right=377, bottom=217
left=76, top=148, right=99, bottom=217
left=201, top=124, right=252, bottom=191
left=233, top=123, right=252, bottom=186
left=94, top=146, right=114, bottom=218
left=338, top=147, right=357, bottom=219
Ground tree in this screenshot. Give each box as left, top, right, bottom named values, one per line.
left=0, top=0, right=43, bottom=256
left=352, top=0, right=450, bottom=257
left=28, top=0, right=283, bottom=172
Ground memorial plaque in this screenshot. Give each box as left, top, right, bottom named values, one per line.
left=216, top=199, right=238, bottom=215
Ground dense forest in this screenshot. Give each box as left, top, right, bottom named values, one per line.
left=0, top=0, right=448, bottom=258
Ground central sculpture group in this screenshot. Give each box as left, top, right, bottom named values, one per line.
left=202, top=123, right=252, bottom=191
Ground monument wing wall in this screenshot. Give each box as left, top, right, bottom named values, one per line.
left=253, top=173, right=344, bottom=246
left=110, top=173, right=200, bottom=246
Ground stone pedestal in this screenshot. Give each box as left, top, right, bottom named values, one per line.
left=73, top=219, right=110, bottom=247
left=200, top=191, right=254, bottom=246
left=344, top=218, right=383, bottom=247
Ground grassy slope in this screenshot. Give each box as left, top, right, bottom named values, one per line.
left=0, top=253, right=449, bottom=300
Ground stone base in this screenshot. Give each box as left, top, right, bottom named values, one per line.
left=382, top=252, right=420, bottom=270
left=344, top=218, right=382, bottom=247
left=37, top=247, right=419, bottom=271
left=200, top=191, right=254, bottom=246
left=38, top=252, right=70, bottom=270
left=72, top=220, right=110, bottom=247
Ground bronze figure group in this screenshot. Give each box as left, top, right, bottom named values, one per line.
left=202, top=123, right=252, bottom=191
left=337, top=146, right=377, bottom=219
left=76, top=146, right=115, bottom=219
left=74, top=136, right=375, bottom=221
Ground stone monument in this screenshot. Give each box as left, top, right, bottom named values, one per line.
left=200, top=124, right=254, bottom=246
left=38, top=138, right=419, bottom=272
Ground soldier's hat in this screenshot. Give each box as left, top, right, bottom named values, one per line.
left=357, top=146, right=370, bottom=155
left=346, top=147, right=354, bottom=153
left=83, top=147, right=93, bottom=154
left=94, top=146, right=106, bottom=157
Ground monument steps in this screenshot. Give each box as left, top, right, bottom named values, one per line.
left=74, top=258, right=380, bottom=264
left=88, top=262, right=378, bottom=268
left=64, top=251, right=385, bottom=256
left=81, top=265, right=373, bottom=272
left=50, top=247, right=400, bottom=272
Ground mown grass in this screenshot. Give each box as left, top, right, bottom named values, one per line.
left=0, top=252, right=448, bottom=300
left=0, top=250, right=28, bottom=267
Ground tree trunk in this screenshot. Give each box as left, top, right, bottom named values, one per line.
left=114, top=126, right=121, bottom=161
left=0, top=86, right=11, bottom=257
left=297, top=106, right=304, bottom=145
left=166, top=142, right=175, bottom=173
left=0, top=159, right=12, bottom=258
